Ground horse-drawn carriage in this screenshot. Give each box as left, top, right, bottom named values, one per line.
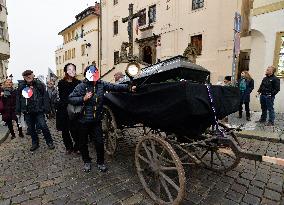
left=102, top=56, right=283, bottom=205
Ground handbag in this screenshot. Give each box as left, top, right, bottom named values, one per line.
left=67, top=104, right=84, bottom=120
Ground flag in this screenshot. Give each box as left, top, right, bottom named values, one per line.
left=86, top=65, right=100, bottom=82
left=22, top=87, right=33, bottom=98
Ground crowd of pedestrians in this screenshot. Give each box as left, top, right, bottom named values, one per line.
left=0, top=64, right=280, bottom=173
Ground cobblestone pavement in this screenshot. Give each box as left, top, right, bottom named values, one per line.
left=0, top=119, right=284, bottom=205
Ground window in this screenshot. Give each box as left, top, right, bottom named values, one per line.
left=72, top=48, right=76, bottom=59
left=192, top=0, right=204, bottom=10
left=67, top=33, right=71, bottom=42
left=65, top=51, right=68, bottom=60
left=59, top=56, right=62, bottom=64
left=114, top=51, right=120, bottom=65
left=275, top=33, right=284, bottom=77
left=138, top=9, right=146, bottom=26
left=149, top=5, right=156, bottom=24
left=191, top=34, right=202, bottom=55
left=0, top=21, right=5, bottom=39
left=56, top=57, right=58, bottom=65
left=81, top=44, right=86, bottom=56
left=71, top=30, right=75, bottom=39
left=113, top=0, right=118, bottom=5
left=113, top=20, right=118, bottom=35
left=64, top=35, right=67, bottom=44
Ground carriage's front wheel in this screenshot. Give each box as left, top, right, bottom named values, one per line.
left=135, top=136, right=186, bottom=205
left=102, top=106, right=118, bottom=156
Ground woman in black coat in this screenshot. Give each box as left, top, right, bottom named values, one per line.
left=0, top=79, right=24, bottom=139
left=238, top=70, right=254, bottom=121
left=56, top=63, right=81, bottom=153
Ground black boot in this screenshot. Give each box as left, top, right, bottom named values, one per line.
left=238, top=112, right=242, bottom=118
left=30, top=144, right=39, bottom=151
left=18, top=128, right=24, bottom=138
left=11, top=134, right=16, bottom=140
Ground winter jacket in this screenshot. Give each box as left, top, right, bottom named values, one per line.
left=68, top=79, right=129, bottom=123
left=258, top=75, right=280, bottom=96
left=56, top=78, right=81, bottom=131
left=0, top=88, right=17, bottom=122
left=238, top=78, right=254, bottom=103
left=16, top=80, right=50, bottom=114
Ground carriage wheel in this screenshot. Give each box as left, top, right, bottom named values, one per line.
left=193, top=139, right=240, bottom=172
left=135, top=136, right=186, bottom=205
left=102, top=106, right=118, bottom=156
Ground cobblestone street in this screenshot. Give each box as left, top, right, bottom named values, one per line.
left=0, top=119, right=284, bottom=205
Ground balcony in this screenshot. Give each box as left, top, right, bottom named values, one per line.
left=0, top=38, right=10, bottom=60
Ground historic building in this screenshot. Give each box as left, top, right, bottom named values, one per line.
left=55, top=4, right=100, bottom=79
left=0, top=0, right=9, bottom=83
left=240, top=0, right=284, bottom=112
left=100, top=0, right=242, bottom=82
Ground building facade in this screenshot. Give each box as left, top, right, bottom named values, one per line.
left=240, top=0, right=284, bottom=112
left=101, top=0, right=242, bottom=82
left=0, top=0, right=9, bottom=83
left=55, top=4, right=100, bottom=80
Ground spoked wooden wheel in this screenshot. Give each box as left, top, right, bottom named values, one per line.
left=135, top=136, right=185, bottom=205
left=102, top=106, right=118, bottom=156
left=192, top=138, right=240, bottom=172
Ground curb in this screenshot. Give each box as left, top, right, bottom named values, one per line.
left=236, top=132, right=284, bottom=144
left=0, top=129, right=9, bottom=145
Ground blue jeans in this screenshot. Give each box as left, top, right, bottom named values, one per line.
left=25, top=113, right=53, bottom=145
left=260, top=95, right=275, bottom=123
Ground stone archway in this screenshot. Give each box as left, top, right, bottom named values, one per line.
left=136, top=36, right=158, bottom=65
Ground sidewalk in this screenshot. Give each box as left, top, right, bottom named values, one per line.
left=0, top=116, right=9, bottom=144
left=228, top=111, right=284, bottom=143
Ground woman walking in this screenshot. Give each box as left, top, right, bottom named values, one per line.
left=0, top=79, right=24, bottom=139
left=56, top=63, right=81, bottom=154
left=238, top=70, right=254, bottom=121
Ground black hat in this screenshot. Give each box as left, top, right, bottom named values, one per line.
left=22, top=70, right=33, bottom=76
left=224, top=76, right=231, bottom=81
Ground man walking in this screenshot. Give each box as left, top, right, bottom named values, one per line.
left=257, top=66, right=280, bottom=126
left=16, top=70, right=55, bottom=151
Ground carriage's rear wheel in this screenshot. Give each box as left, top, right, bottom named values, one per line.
left=102, top=106, right=118, bottom=156
left=192, top=138, right=240, bottom=172
left=135, top=136, right=186, bottom=205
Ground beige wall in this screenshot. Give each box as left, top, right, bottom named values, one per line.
left=55, top=15, right=100, bottom=80
left=101, top=0, right=242, bottom=83
left=241, top=0, right=284, bottom=112
left=0, top=0, right=9, bottom=82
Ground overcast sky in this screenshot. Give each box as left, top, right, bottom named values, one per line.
left=6, top=0, right=96, bottom=82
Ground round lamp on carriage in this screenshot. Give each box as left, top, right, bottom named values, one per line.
left=125, top=61, right=141, bottom=79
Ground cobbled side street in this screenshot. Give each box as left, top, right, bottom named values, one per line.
left=0, top=119, right=284, bottom=205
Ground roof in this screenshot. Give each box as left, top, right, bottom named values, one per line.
left=58, top=4, right=100, bottom=35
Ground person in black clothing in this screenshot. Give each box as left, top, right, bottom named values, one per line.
left=69, top=65, right=135, bottom=172
left=257, top=66, right=280, bottom=126
left=238, top=71, right=254, bottom=121
left=16, top=70, right=55, bottom=151
left=0, top=79, right=24, bottom=139
left=56, top=63, right=81, bottom=154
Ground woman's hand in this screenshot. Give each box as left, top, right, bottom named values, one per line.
left=83, top=91, right=93, bottom=101
left=0, top=92, right=4, bottom=97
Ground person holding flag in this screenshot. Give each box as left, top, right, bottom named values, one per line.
left=16, top=70, right=55, bottom=151
left=69, top=65, right=135, bottom=172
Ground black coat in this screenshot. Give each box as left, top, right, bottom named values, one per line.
left=0, top=88, right=17, bottom=122
left=258, top=75, right=280, bottom=96
left=238, top=78, right=254, bottom=103
left=56, top=78, right=81, bottom=131
left=69, top=79, right=129, bottom=123
left=16, top=80, right=49, bottom=115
